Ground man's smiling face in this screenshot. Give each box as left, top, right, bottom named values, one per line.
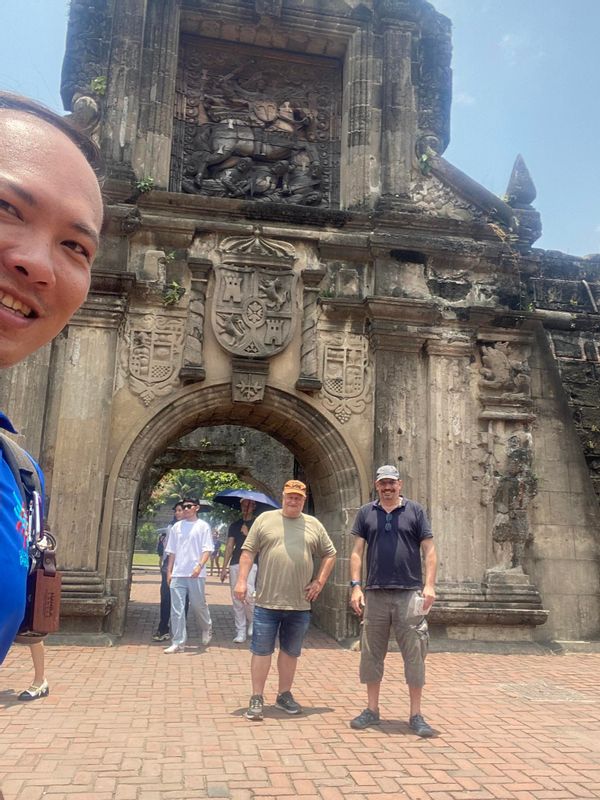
left=0, top=111, right=103, bottom=367
left=375, top=478, right=403, bottom=504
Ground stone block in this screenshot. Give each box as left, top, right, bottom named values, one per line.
left=549, top=490, right=586, bottom=526
left=551, top=333, right=583, bottom=359
left=530, top=524, right=575, bottom=560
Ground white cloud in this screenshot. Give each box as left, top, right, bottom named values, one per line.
left=455, top=91, right=475, bottom=106
left=499, top=32, right=546, bottom=65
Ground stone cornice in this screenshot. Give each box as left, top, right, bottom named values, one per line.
left=70, top=272, right=134, bottom=329
left=365, top=296, right=442, bottom=326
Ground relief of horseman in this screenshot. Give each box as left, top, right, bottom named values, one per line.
left=181, top=64, right=321, bottom=198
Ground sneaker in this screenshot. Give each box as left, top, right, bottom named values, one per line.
left=164, top=643, right=184, bottom=654
left=232, top=634, right=246, bottom=643
left=201, top=627, right=212, bottom=645
left=18, top=679, right=49, bottom=701
left=152, top=631, right=170, bottom=642
left=275, top=690, right=302, bottom=715
left=350, top=708, right=381, bottom=730
left=409, top=713, right=435, bottom=738
left=245, top=694, right=264, bottom=721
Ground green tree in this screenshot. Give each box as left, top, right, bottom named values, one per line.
left=144, top=469, right=254, bottom=528
left=135, top=521, right=159, bottom=553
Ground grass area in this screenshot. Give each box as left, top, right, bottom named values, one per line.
left=132, top=552, right=160, bottom=567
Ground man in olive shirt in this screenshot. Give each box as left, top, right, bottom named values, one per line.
left=234, top=480, right=336, bottom=721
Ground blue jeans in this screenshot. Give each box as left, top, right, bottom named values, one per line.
left=250, top=606, right=311, bottom=657
left=170, top=577, right=211, bottom=646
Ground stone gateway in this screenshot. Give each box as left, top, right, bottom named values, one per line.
left=3, top=0, right=599, bottom=648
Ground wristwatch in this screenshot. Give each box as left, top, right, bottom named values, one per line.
left=349, top=580, right=362, bottom=588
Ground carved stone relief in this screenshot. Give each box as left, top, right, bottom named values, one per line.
left=171, top=37, right=341, bottom=206
left=231, top=358, right=269, bottom=403
left=491, top=430, right=538, bottom=571
left=319, top=333, right=371, bottom=423
left=121, top=314, right=185, bottom=405
left=212, top=231, right=298, bottom=359
left=411, top=173, right=485, bottom=222
left=479, top=342, right=531, bottom=396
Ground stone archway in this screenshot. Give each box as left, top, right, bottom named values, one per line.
left=99, top=382, right=369, bottom=639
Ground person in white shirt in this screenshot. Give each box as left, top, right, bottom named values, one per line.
left=163, top=497, right=214, bottom=653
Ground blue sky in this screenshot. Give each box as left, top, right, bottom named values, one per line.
left=1, top=0, right=598, bottom=257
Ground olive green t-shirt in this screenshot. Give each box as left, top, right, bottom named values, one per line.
left=242, top=509, right=336, bottom=611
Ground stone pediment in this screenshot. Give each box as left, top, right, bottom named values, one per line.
left=413, top=153, right=517, bottom=231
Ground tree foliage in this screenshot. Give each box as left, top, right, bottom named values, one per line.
left=143, top=469, right=253, bottom=528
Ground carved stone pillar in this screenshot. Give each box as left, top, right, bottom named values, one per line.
left=425, top=339, right=480, bottom=583
left=46, top=284, right=128, bottom=574
left=341, top=26, right=379, bottom=209
left=134, top=0, right=181, bottom=186
left=179, top=257, right=212, bottom=384
left=379, top=20, right=417, bottom=208
left=296, top=269, right=326, bottom=393
left=369, top=321, right=429, bottom=500
left=43, top=277, right=130, bottom=633
left=100, top=0, right=148, bottom=179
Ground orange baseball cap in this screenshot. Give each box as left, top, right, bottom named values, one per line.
left=282, top=479, right=307, bottom=497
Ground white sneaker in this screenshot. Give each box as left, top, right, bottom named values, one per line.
left=164, top=643, right=183, bottom=654
left=201, top=627, right=212, bottom=645
left=247, top=622, right=253, bottom=637
left=233, top=634, right=246, bottom=643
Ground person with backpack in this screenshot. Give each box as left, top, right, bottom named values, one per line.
left=0, top=92, right=103, bottom=683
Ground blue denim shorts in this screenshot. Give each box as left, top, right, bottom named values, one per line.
left=250, top=606, right=311, bottom=658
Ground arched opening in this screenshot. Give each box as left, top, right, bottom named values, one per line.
left=99, top=382, right=369, bottom=639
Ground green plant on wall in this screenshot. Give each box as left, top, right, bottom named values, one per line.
left=135, top=176, right=155, bottom=194
left=89, top=76, right=107, bottom=96
left=418, top=153, right=431, bottom=175
left=163, top=280, right=185, bottom=306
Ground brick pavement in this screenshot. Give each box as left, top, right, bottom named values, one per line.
left=1, top=570, right=599, bottom=800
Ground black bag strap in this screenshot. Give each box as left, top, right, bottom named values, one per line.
left=0, top=431, right=42, bottom=505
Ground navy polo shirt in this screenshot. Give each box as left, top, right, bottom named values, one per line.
left=0, top=412, right=44, bottom=664
left=351, top=498, right=433, bottom=590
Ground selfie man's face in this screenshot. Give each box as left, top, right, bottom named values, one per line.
left=0, top=111, right=103, bottom=367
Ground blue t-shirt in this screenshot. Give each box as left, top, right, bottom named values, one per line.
left=0, top=412, right=44, bottom=664
left=351, top=498, right=433, bottom=590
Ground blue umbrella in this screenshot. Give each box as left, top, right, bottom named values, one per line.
left=212, top=488, right=280, bottom=515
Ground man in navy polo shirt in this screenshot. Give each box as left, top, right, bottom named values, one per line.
left=349, top=464, right=437, bottom=736
left=0, top=91, right=103, bottom=672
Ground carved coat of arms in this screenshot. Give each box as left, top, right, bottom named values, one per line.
left=320, top=333, right=371, bottom=423
left=212, top=265, right=297, bottom=358
left=123, top=314, right=185, bottom=405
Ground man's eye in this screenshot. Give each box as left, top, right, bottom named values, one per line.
left=0, top=199, right=21, bottom=218
left=63, top=240, right=91, bottom=260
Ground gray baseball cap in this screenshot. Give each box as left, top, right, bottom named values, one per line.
left=375, top=464, right=400, bottom=481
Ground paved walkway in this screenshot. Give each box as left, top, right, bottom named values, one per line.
left=1, top=571, right=599, bottom=800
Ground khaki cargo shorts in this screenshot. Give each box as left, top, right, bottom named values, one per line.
left=359, top=589, right=428, bottom=687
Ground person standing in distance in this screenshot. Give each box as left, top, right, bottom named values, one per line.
left=220, top=498, right=258, bottom=643
left=349, top=465, right=437, bottom=737
left=152, top=501, right=184, bottom=642
left=163, top=497, right=214, bottom=653
left=0, top=93, right=103, bottom=675
left=234, top=479, right=336, bottom=721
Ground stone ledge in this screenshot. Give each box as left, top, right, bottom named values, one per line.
left=431, top=605, right=548, bottom=626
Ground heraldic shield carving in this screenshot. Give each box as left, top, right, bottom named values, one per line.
left=212, top=265, right=298, bottom=358
left=124, top=314, right=185, bottom=405
left=320, top=333, right=371, bottom=423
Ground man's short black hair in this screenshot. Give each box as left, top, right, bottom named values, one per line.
left=0, top=91, right=103, bottom=179
left=181, top=497, right=201, bottom=506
